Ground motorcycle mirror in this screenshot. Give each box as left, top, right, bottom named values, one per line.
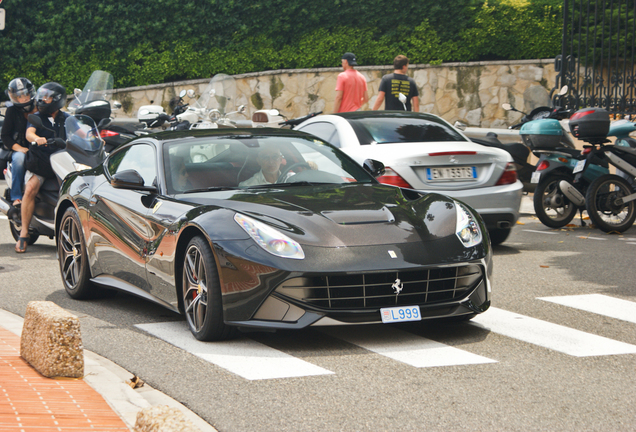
left=238, top=105, right=246, bottom=113
left=74, top=88, right=82, bottom=97
left=558, top=85, right=568, bottom=96
left=209, top=89, right=216, bottom=97
left=27, top=114, right=45, bottom=129
left=453, top=121, right=467, bottom=131
left=502, top=103, right=513, bottom=111
left=112, top=101, right=122, bottom=110
left=98, top=118, right=112, bottom=129
left=398, top=93, right=407, bottom=103
left=186, top=89, right=196, bottom=98
left=179, top=89, right=187, bottom=98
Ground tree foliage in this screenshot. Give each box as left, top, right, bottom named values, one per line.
left=0, top=0, right=563, bottom=98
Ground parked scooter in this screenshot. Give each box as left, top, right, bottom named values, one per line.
left=0, top=114, right=106, bottom=244
left=68, top=70, right=143, bottom=153
left=569, top=108, right=636, bottom=232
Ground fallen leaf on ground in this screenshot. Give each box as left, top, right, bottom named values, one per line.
left=540, top=265, right=550, bottom=268
left=127, top=375, right=145, bottom=389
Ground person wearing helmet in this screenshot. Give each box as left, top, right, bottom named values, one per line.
left=16, top=82, right=69, bottom=253
left=1, top=78, right=37, bottom=208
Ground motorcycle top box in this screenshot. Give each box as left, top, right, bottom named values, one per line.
left=569, top=108, right=610, bottom=143
left=74, top=100, right=112, bottom=123
left=519, top=119, right=563, bottom=150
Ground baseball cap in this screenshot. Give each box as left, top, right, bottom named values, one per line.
left=342, top=52, right=358, bottom=66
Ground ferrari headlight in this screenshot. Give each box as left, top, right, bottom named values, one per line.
left=234, top=213, right=305, bottom=259
left=455, top=202, right=482, bottom=248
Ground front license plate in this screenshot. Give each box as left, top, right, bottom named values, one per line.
left=531, top=171, right=541, bottom=183
left=426, top=167, right=477, bottom=181
left=573, top=159, right=586, bottom=174
left=381, top=306, right=421, bottom=323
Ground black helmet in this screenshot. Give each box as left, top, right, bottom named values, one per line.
left=6, top=77, right=36, bottom=113
left=36, top=82, right=67, bottom=117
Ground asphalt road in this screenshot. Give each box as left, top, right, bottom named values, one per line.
left=1, top=192, right=636, bottom=432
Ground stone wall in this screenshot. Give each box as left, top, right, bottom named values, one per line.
left=1, top=59, right=558, bottom=129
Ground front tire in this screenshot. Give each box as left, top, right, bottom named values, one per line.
left=182, top=236, right=237, bottom=341
left=585, top=174, right=636, bottom=233
left=58, top=207, right=93, bottom=299
left=533, top=174, right=578, bottom=228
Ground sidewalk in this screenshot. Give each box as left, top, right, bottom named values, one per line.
left=0, top=309, right=217, bottom=432
left=520, top=193, right=534, bottom=216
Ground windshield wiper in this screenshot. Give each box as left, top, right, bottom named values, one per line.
left=183, top=186, right=238, bottom=193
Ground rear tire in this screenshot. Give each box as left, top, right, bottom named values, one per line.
left=533, top=174, right=578, bottom=228
left=58, top=207, right=93, bottom=299
left=585, top=174, right=636, bottom=233
left=182, top=236, right=237, bottom=341
left=9, top=220, right=39, bottom=245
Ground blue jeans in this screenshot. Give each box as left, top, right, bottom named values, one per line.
left=10, top=150, right=26, bottom=202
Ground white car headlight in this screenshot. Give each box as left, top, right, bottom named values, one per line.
left=455, top=202, right=482, bottom=248
left=234, top=213, right=305, bottom=259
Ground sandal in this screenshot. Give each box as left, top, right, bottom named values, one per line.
left=15, top=237, right=28, bottom=253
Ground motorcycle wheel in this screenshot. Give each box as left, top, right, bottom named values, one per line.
left=585, top=174, right=636, bottom=233
left=533, top=174, right=578, bottom=228
left=9, top=220, right=39, bottom=245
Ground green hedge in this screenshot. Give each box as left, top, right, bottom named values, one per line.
left=0, top=0, right=563, bottom=98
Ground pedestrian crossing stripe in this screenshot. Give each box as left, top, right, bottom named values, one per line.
left=136, top=297, right=636, bottom=380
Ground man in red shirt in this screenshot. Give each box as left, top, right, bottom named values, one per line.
left=334, top=53, right=368, bottom=113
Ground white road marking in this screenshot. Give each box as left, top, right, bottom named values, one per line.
left=470, top=307, right=636, bottom=357
left=522, top=229, right=558, bottom=235
left=321, top=326, right=496, bottom=368
left=539, top=294, right=636, bottom=325
left=580, top=236, right=607, bottom=241
left=136, top=321, right=334, bottom=380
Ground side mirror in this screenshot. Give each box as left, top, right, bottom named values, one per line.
left=179, top=89, right=187, bottom=98
left=186, top=89, right=196, bottom=98
left=28, top=114, right=43, bottom=128
left=238, top=105, right=246, bottom=113
left=74, top=88, right=82, bottom=97
left=558, top=85, right=568, bottom=96
left=111, top=169, right=157, bottom=192
left=209, top=89, right=216, bottom=97
left=363, top=159, right=386, bottom=178
left=454, top=121, right=467, bottom=131
left=98, top=118, right=112, bottom=129
left=112, top=101, right=122, bottom=110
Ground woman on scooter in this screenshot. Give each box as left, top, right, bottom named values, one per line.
left=1, top=78, right=37, bottom=210
left=16, top=82, right=68, bottom=253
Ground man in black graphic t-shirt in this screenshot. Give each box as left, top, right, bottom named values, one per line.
left=372, top=55, right=419, bottom=111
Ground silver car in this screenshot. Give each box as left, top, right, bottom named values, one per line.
left=296, top=111, right=522, bottom=245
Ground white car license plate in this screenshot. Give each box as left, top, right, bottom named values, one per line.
left=573, top=159, right=586, bottom=174
left=531, top=171, right=541, bottom=183
left=426, top=167, right=477, bottom=181
left=381, top=306, right=421, bottom=323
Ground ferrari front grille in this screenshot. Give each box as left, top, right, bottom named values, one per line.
left=276, top=264, right=483, bottom=309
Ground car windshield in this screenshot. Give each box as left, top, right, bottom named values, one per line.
left=163, top=134, right=374, bottom=194
left=348, top=116, right=467, bottom=144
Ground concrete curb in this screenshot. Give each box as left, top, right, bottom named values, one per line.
left=0, top=309, right=217, bottom=432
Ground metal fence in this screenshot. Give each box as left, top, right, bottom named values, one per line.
left=555, top=0, right=636, bottom=116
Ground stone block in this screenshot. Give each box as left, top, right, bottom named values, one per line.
left=20, top=301, right=84, bottom=378
left=134, top=406, right=200, bottom=432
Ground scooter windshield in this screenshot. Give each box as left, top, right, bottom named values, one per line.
left=65, top=115, right=103, bottom=153
left=197, top=73, right=236, bottom=115
left=68, top=70, right=114, bottom=112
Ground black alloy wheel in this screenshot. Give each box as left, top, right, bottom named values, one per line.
left=585, top=174, right=636, bottom=233
left=182, top=236, right=236, bottom=341
left=533, top=174, right=578, bottom=228
left=58, top=207, right=93, bottom=298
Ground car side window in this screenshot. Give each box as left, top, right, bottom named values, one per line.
left=107, top=143, right=157, bottom=187
left=299, top=122, right=340, bottom=148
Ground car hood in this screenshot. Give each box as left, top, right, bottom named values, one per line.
left=179, top=184, right=465, bottom=248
